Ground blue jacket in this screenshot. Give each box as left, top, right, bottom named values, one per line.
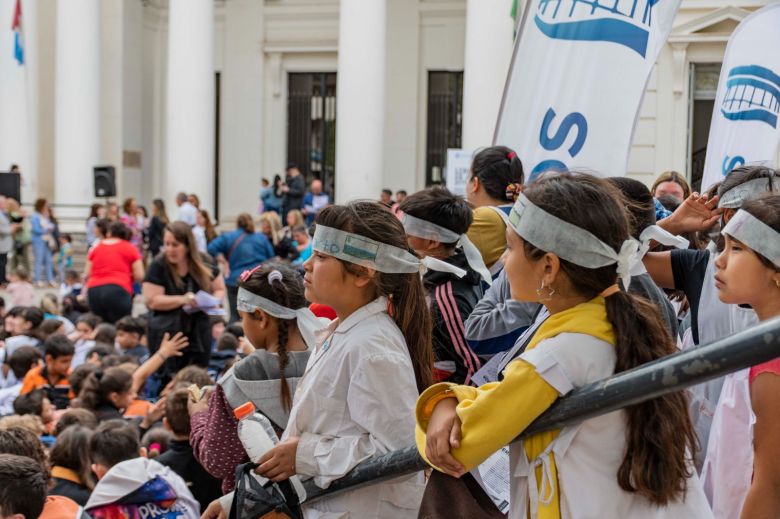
left=207, top=230, right=275, bottom=286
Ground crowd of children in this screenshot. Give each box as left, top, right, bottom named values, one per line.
left=0, top=150, right=778, bottom=519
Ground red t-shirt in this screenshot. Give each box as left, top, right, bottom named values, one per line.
left=86, top=240, right=141, bottom=294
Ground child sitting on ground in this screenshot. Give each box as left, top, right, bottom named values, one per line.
left=19, top=334, right=74, bottom=409
left=0, top=346, right=41, bottom=415
left=12, top=389, right=55, bottom=433
left=85, top=420, right=199, bottom=519
left=59, top=269, right=83, bottom=301
left=5, top=306, right=44, bottom=355
left=6, top=268, right=35, bottom=307
left=156, top=388, right=221, bottom=511
left=115, top=316, right=149, bottom=361
left=207, top=332, right=240, bottom=380
left=69, top=313, right=101, bottom=368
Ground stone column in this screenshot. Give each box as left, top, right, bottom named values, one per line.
left=334, top=0, right=386, bottom=203
left=54, top=0, right=101, bottom=206
left=166, top=0, right=215, bottom=211
left=461, top=0, right=515, bottom=149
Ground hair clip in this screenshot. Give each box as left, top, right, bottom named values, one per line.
left=239, top=264, right=264, bottom=283
left=505, top=182, right=523, bottom=202
left=267, top=269, right=284, bottom=285
left=507, top=151, right=517, bottom=160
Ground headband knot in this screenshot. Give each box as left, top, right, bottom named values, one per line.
left=507, top=151, right=517, bottom=160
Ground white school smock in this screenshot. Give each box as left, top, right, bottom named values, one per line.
left=685, top=250, right=757, bottom=467
left=511, top=333, right=713, bottom=519
left=284, top=297, right=425, bottom=518
left=700, top=368, right=754, bottom=519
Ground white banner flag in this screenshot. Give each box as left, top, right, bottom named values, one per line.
left=494, top=0, right=681, bottom=181
left=701, top=4, right=780, bottom=192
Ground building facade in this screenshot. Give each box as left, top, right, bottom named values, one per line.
left=0, top=0, right=776, bottom=224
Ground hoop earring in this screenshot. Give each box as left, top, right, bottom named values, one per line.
left=536, top=280, right=555, bottom=302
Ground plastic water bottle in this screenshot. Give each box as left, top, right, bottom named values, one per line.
left=235, top=401, right=278, bottom=462
left=234, top=401, right=307, bottom=501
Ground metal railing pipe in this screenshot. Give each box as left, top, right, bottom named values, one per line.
left=302, top=316, right=780, bottom=503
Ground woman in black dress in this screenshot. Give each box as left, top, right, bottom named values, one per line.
left=142, top=222, right=226, bottom=376
left=147, top=198, right=169, bottom=258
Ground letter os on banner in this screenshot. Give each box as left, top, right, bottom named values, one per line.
left=701, top=3, right=780, bottom=192
left=494, top=0, right=681, bottom=182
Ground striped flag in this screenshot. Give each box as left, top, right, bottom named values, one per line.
left=11, top=0, right=23, bottom=65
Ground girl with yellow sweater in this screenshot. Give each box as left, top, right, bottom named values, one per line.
left=416, top=173, right=713, bottom=518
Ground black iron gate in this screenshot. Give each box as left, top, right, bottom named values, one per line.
left=426, top=71, right=464, bottom=186
left=287, top=73, right=337, bottom=195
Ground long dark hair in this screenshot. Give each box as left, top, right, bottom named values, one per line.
left=76, top=367, right=132, bottom=411
left=164, top=221, right=213, bottom=292
left=238, top=264, right=306, bottom=410
left=315, top=202, right=433, bottom=392
left=152, top=199, right=169, bottom=224
left=49, top=426, right=95, bottom=489
left=521, top=173, right=696, bottom=505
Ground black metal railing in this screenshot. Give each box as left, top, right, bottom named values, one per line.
left=301, top=316, right=780, bottom=503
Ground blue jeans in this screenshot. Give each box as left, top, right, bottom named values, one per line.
left=32, top=238, right=54, bottom=283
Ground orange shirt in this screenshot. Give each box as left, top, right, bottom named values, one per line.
left=20, top=365, right=72, bottom=409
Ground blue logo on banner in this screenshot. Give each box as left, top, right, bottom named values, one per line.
left=720, top=65, right=780, bottom=129
left=534, top=0, right=660, bottom=57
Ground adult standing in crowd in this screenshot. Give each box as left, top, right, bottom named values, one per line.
left=175, top=192, right=198, bottom=227
left=651, top=171, right=691, bottom=203
left=193, top=210, right=217, bottom=254
left=281, top=164, right=305, bottom=217
left=86, top=204, right=105, bottom=248
left=143, top=222, right=226, bottom=373
left=120, top=198, right=144, bottom=254
left=261, top=175, right=284, bottom=215
left=207, top=213, right=274, bottom=322
left=6, top=198, right=29, bottom=273
left=30, top=198, right=56, bottom=287
left=148, top=199, right=169, bottom=258
left=0, top=196, right=14, bottom=286
left=84, top=221, right=144, bottom=323
left=302, top=179, right=330, bottom=225
left=259, top=211, right=298, bottom=261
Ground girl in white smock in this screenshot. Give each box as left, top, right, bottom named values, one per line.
left=256, top=201, right=433, bottom=518
left=702, top=195, right=780, bottom=519
left=417, top=174, right=713, bottom=519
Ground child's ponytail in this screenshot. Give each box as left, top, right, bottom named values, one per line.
left=76, top=367, right=133, bottom=411
left=604, top=290, right=697, bottom=503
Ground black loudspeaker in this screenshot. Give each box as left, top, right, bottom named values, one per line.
left=0, top=173, right=21, bottom=202
left=94, top=165, right=116, bottom=198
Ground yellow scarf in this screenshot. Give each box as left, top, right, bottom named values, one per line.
left=523, top=297, right=615, bottom=519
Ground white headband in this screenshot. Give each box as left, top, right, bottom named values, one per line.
left=721, top=210, right=780, bottom=268
left=401, top=213, right=493, bottom=285
left=638, top=225, right=689, bottom=256
left=718, top=177, right=780, bottom=208
left=312, top=224, right=467, bottom=278
left=236, top=287, right=324, bottom=348
left=508, top=194, right=640, bottom=289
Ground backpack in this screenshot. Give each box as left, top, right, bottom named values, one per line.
left=230, top=463, right=302, bottom=519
